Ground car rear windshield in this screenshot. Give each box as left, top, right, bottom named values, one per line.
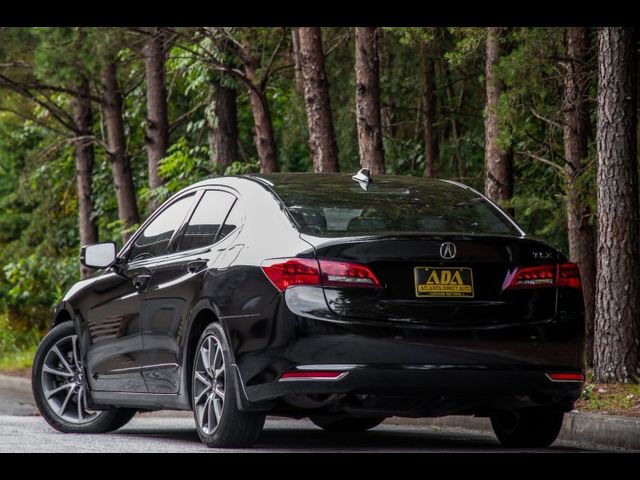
left=268, top=175, right=521, bottom=237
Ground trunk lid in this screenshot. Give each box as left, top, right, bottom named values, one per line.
left=302, top=233, right=560, bottom=326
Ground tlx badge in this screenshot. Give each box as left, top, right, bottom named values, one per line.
left=440, top=242, right=456, bottom=259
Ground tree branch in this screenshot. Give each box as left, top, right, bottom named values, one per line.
left=0, top=61, right=32, bottom=69
left=518, top=150, right=566, bottom=175
left=0, top=74, right=77, bottom=132
left=262, top=27, right=286, bottom=85
left=530, top=107, right=565, bottom=131
left=169, top=100, right=207, bottom=134
left=0, top=106, right=69, bottom=136
left=325, top=31, right=351, bottom=58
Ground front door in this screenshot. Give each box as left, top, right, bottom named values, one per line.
left=83, top=191, right=198, bottom=392
left=81, top=263, right=151, bottom=393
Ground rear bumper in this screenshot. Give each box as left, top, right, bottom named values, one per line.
left=224, top=286, right=584, bottom=411
left=243, top=364, right=583, bottom=414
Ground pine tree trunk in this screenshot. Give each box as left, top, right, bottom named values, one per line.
left=244, top=60, right=278, bottom=173
left=422, top=42, right=439, bottom=178
left=355, top=27, right=385, bottom=174
left=143, top=28, right=169, bottom=210
left=484, top=27, right=512, bottom=205
left=72, top=77, right=98, bottom=279
left=594, top=27, right=640, bottom=383
left=378, top=30, right=394, bottom=140
left=563, top=27, right=597, bottom=366
left=291, top=28, right=304, bottom=94
left=102, top=61, right=140, bottom=241
left=207, top=81, right=239, bottom=170
left=298, top=27, right=339, bottom=173
left=442, top=60, right=464, bottom=178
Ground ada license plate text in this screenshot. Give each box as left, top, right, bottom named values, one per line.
left=414, top=267, right=474, bottom=298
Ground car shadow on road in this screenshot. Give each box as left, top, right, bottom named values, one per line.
left=112, top=422, right=588, bottom=452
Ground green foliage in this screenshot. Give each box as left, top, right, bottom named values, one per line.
left=224, top=160, right=260, bottom=175
left=0, top=26, right=601, bottom=353
left=156, top=136, right=213, bottom=197
left=383, top=27, right=435, bottom=46
left=445, top=28, right=486, bottom=67
left=0, top=312, right=41, bottom=370
left=3, top=255, right=76, bottom=310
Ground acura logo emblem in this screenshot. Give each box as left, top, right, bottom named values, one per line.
left=440, top=242, right=456, bottom=259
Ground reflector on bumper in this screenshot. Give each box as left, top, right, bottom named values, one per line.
left=279, top=371, right=349, bottom=381
left=546, top=372, right=585, bottom=382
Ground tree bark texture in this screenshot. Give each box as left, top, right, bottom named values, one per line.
left=594, top=27, right=640, bottom=382
left=484, top=27, right=513, bottom=205
left=298, top=27, right=339, bottom=173
left=422, top=42, right=439, bottom=178
left=143, top=28, right=169, bottom=209
left=563, top=27, right=597, bottom=366
left=207, top=81, right=239, bottom=170
left=355, top=27, right=385, bottom=174
left=102, top=61, right=140, bottom=240
left=291, top=28, right=304, bottom=94
left=244, top=60, right=278, bottom=173
left=72, top=77, right=98, bottom=279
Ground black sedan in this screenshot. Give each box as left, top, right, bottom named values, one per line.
left=31, top=170, right=584, bottom=448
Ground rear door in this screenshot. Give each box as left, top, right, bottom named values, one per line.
left=140, top=189, right=238, bottom=393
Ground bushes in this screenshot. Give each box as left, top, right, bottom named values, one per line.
left=0, top=312, right=41, bottom=371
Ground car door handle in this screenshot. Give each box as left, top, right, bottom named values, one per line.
left=187, top=260, right=207, bottom=274
left=132, top=274, right=151, bottom=289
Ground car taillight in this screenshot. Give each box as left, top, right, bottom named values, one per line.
left=505, top=264, right=555, bottom=289
left=556, top=262, right=582, bottom=289
left=504, top=262, right=581, bottom=290
left=318, top=260, right=382, bottom=289
left=261, top=258, right=382, bottom=291
left=261, top=258, right=321, bottom=291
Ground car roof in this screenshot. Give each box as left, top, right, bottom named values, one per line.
left=185, top=172, right=476, bottom=193
left=249, top=172, right=462, bottom=188
left=187, top=172, right=479, bottom=193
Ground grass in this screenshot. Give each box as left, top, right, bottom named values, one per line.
left=0, top=345, right=37, bottom=374
left=575, top=371, right=640, bottom=417
left=0, top=313, right=41, bottom=376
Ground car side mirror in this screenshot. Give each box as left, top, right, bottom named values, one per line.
left=81, top=242, right=117, bottom=269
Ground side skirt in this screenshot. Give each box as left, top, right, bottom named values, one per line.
left=89, top=391, right=191, bottom=411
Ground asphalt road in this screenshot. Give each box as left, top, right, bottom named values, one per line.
left=0, top=374, right=612, bottom=452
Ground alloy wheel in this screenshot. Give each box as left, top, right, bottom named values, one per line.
left=40, top=334, right=97, bottom=424
left=193, top=335, right=226, bottom=434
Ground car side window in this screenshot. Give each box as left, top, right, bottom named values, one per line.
left=128, top=194, right=196, bottom=262
left=217, top=199, right=242, bottom=241
left=177, top=190, right=236, bottom=252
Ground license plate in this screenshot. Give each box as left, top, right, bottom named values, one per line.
left=414, top=267, right=474, bottom=298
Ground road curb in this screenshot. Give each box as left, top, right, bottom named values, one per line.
left=387, top=412, right=640, bottom=451
left=0, top=374, right=31, bottom=390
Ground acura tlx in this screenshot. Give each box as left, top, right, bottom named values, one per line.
left=32, top=170, right=584, bottom=448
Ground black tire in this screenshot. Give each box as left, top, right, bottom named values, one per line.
left=191, top=322, right=265, bottom=448
left=310, top=415, right=386, bottom=432
left=32, top=321, right=137, bottom=434
left=490, top=409, right=565, bottom=448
